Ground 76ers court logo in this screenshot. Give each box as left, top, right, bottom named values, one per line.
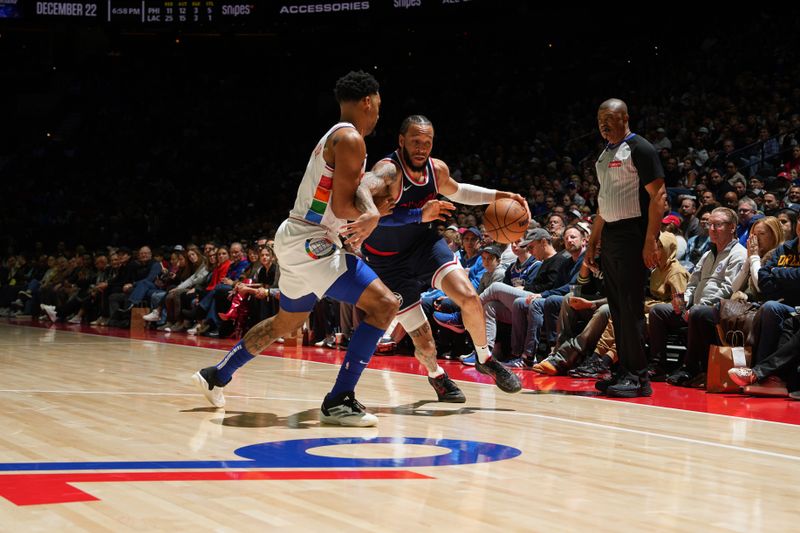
left=305, top=237, right=336, bottom=259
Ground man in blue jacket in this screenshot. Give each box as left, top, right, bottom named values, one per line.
left=756, top=218, right=800, bottom=364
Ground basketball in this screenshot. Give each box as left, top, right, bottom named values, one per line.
left=483, top=198, right=529, bottom=243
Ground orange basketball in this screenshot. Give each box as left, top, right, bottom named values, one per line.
left=483, top=198, right=529, bottom=244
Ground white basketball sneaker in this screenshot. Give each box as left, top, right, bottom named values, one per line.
left=192, top=367, right=226, bottom=408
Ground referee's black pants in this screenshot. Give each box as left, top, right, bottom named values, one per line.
left=601, top=218, right=648, bottom=376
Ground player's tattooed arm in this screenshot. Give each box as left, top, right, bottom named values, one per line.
left=340, top=159, right=393, bottom=244
left=341, top=181, right=381, bottom=246
left=363, top=161, right=400, bottom=216
left=364, top=161, right=400, bottom=195
left=354, top=180, right=380, bottom=215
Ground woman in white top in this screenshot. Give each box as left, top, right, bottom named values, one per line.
left=731, top=216, right=785, bottom=301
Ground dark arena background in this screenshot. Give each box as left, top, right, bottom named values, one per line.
left=1, top=2, right=796, bottom=250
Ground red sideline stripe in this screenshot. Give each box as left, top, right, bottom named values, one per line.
left=0, top=470, right=431, bottom=506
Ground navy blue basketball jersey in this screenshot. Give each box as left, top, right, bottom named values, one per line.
left=363, top=151, right=440, bottom=256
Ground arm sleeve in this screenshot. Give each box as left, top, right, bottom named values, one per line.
left=444, top=182, right=497, bottom=205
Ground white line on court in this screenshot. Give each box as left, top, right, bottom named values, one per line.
left=495, top=409, right=800, bottom=463
left=2, top=381, right=799, bottom=463
left=0, top=388, right=321, bottom=403
left=4, top=322, right=800, bottom=431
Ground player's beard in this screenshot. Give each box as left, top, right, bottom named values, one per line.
left=402, top=146, right=428, bottom=173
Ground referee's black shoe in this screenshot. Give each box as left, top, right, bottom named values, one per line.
left=607, top=373, right=653, bottom=398
left=476, top=357, right=522, bottom=393
left=595, top=371, right=620, bottom=393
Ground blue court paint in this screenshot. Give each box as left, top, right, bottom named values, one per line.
left=0, top=437, right=521, bottom=472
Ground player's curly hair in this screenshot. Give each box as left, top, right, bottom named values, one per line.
left=334, top=71, right=380, bottom=103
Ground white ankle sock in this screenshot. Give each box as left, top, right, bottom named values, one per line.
left=428, top=366, right=445, bottom=378
left=475, top=344, right=491, bottom=364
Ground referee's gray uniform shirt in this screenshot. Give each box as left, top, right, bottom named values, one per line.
left=596, top=133, right=663, bottom=223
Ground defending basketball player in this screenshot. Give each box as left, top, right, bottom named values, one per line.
left=191, top=71, right=399, bottom=427
left=360, top=115, right=529, bottom=396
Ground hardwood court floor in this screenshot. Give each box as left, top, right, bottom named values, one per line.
left=1, top=322, right=799, bottom=531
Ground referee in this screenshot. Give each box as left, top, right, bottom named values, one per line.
left=586, top=98, right=666, bottom=398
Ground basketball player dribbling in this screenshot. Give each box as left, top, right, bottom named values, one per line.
left=361, top=115, right=528, bottom=396
left=191, top=71, right=399, bottom=427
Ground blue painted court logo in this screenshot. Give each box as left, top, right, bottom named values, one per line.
left=0, top=437, right=521, bottom=506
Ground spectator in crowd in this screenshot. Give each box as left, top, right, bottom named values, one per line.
left=142, top=248, right=192, bottom=324
left=435, top=228, right=568, bottom=366
left=777, top=208, right=798, bottom=241
left=762, top=192, right=782, bottom=216
left=678, top=196, right=701, bottom=240
left=700, top=190, right=719, bottom=208
left=502, top=231, right=541, bottom=290
left=107, top=246, right=160, bottom=324
left=521, top=224, right=588, bottom=365
left=684, top=206, right=714, bottom=270
left=188, top=246, right=230, bottom=335
left=722, top=191, right=740, bottom=210
left=158, top=245, right=209, bottom=331
left=784, top=145, right=800, bottom=175
left=729, top=316, right=800, bottom=397
left=785, top=185, right=800, bottom=206
left=651, top=208, right=746, bottom=387
left=545, top=213, right=566, bottom=252
left=709, top=168, right=734, bottom=199
left=730, top=216, right=785, bottom=302
left=735, top=197, right=763, bottom=246
left=661, top=214, right=687, bottom=261
left=752, top=216, right=800, bottom=392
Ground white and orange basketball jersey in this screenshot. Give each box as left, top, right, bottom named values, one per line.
left=275, top=122, right=367, bottom=299
left=289, top=122, right=365, bottom=241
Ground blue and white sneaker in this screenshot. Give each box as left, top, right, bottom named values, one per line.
left=433, top=311, right=465, bottom=334
left=460, top=351, right=477, bottom=366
